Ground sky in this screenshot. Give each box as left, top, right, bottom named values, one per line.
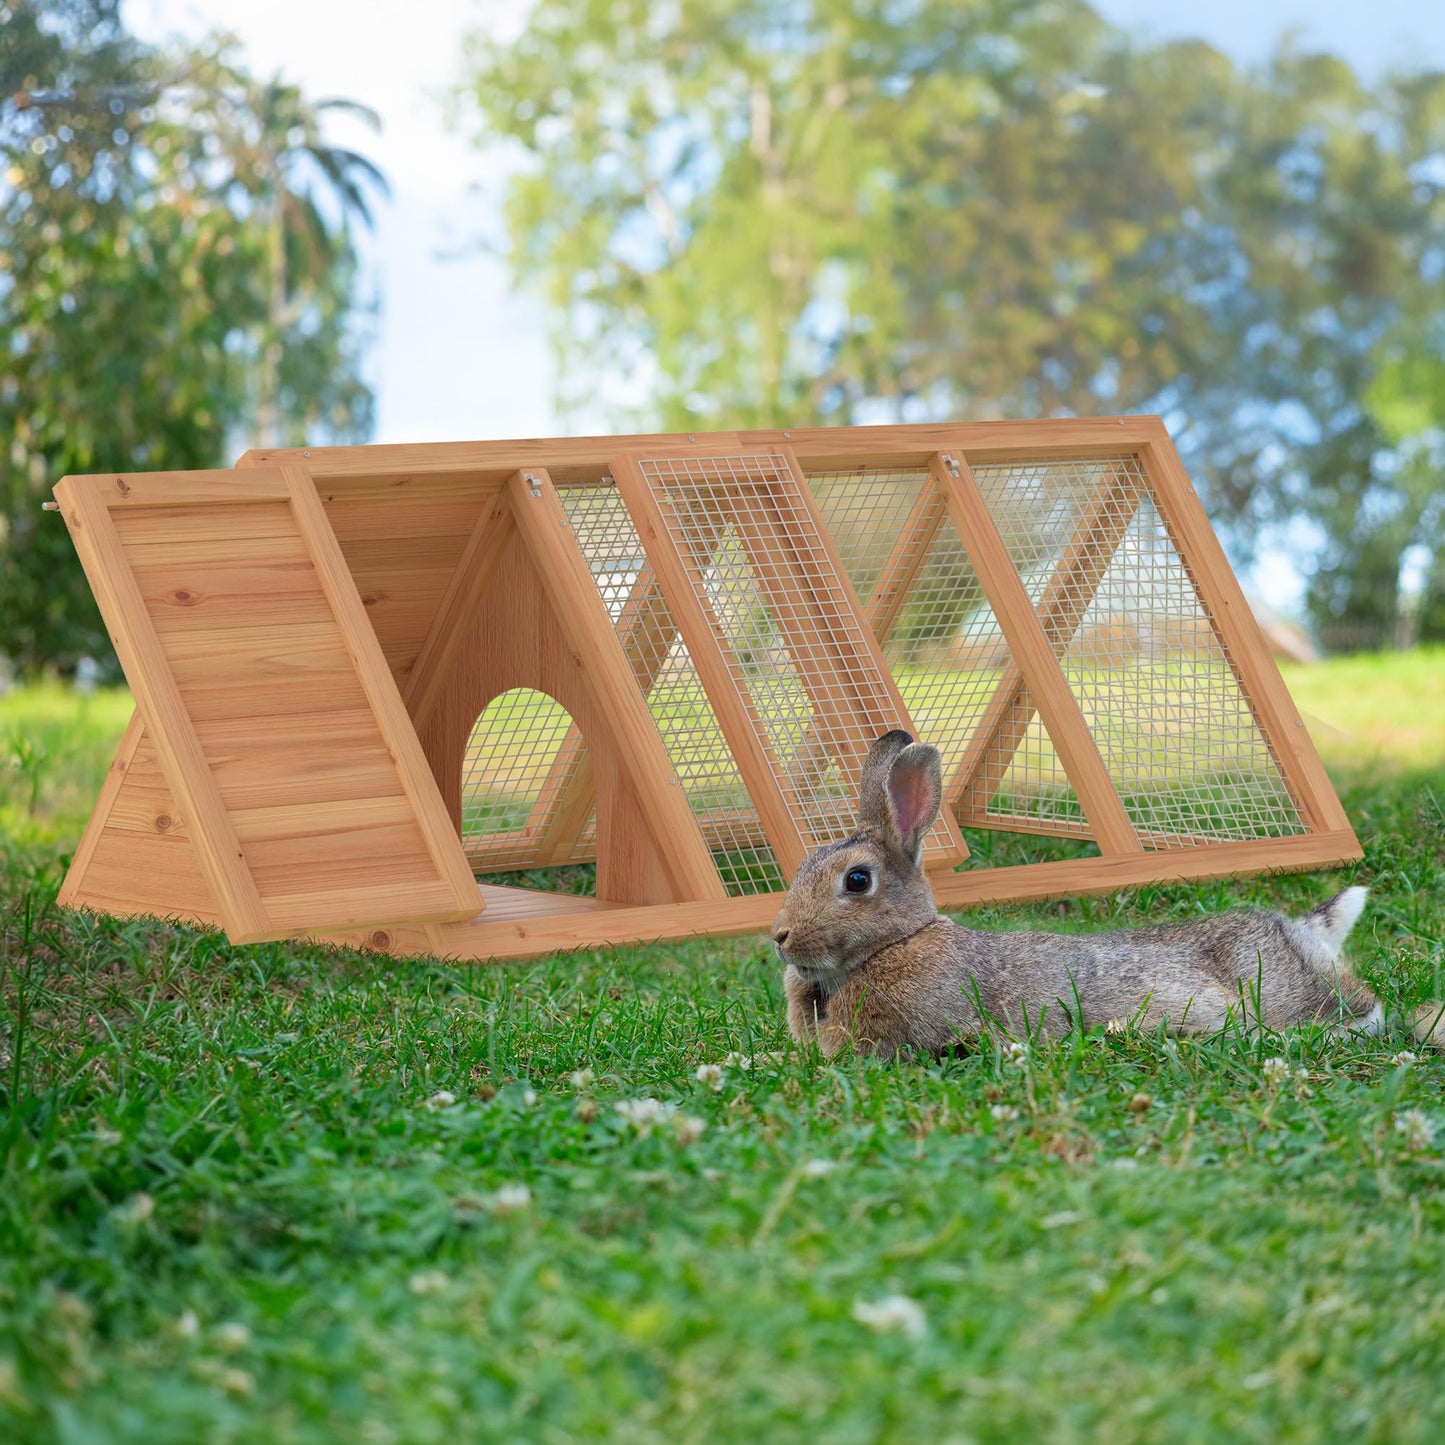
left=126, top=0, right=1445, bottom=610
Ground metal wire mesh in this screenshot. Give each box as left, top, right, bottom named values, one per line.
left=461, top=687, right=583, bottom=868
left=965, top=455, right=1305, bottom=843
left=458, top=450, right=1305, bottom=889
left=812, top=454, right=1305, bottom=847
left=808, top=466, right=1006, bottom=788
left=637, top=454, right=957, bottom=857
left=558, top=479, right=785, bottom=894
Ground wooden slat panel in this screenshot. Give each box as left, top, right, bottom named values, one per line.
left=196, top=711, right=403, bottom=809
left=927, top=452, right=1142, bottom=856
left=335, top=534, right=478, bottom=577
left=54, top=465, right=481, bottom=942
left=56, top=477, right=271, bottom=938
left=59, top=709, right=148, bottom=907
left=403, top=490, right=515, bottom=730
left=132, top=558, right=333, bottom=636
left=112, top=502, right=304, bottom=550
left=282, top=463, right=483, bottom=912
left=162, top=620, right=363, bottom=684
left=263, top=881, right=481, bottom=933
left=245, top=819, right=450, bottom=893
left=74, top=835, right=222, bottom=928
left=323, top=489, right=501, bottom=545
left=175, top=672, right=374, bottom=724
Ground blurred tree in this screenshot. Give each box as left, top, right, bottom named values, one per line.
left=458, top=0, right=1445, bottom=650
left=201, top=70, right=388, bottom=448
left=0, top=0, right=385, bottom=675
left=1200, top=55, right=1445, bottom=651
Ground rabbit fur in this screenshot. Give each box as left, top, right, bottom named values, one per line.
left=775, top=730, right=1443, bottom=1059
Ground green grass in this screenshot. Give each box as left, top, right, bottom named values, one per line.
left=2, top=660, right=1444, bottom=1442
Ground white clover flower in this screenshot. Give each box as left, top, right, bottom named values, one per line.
left=212, top=1322, right=250, bottom=1352
left=695, top=1063, right=725, bottom=1091
left=1390, top=1051, right=1418, bottom=1067
left=116, top=1191, right=154, bottom=1225
left=425, top=1090, right=456, bottom=1110
left=615, top=1097, right=675, bottom=1134
left=520, top=1088, right=538, bottom=1108
left=990, top=1104, right=1020, bottom=1122
left=1004, top=1041, right=1029, bottom=1065
left=407, top=1269, right=449, bottom=1296
left=1261, top=1057, right=1290, bottom=1086
left=175, top=1308, right=201, bottom=1340
left=673, top=1115, right=707, bottom=1146
left=1395, top=1108, right=1436, bottom=1153
left=568, top=1068, right=596, bottom=1089
left=1105, top=1018, right=1126, bottom=1036
left=489, top=1183, right=532, bottom=1214
left=852, top=1294, right=927, bottom=1340
left=801, top=1158, right=837, bottom=1179
left=723, top=1052, right=753, bottom=1070
left=217, top=1367, right=255, bottom=1397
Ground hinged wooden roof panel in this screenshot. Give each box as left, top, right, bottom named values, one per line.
left=53, top=467, right=480, bottom=943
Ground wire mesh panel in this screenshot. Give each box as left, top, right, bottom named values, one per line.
left=635, top=454, right=957, bottom=858
left=461, top=687, right=584, bottom=868
left=558, top=480, right=785, bottom=894
left=462, top=447, right=1306, bottom=889
left=963, top=454, right=1306, bottom=844
left=811, top=455, right=1306, bottom=849
left=808, top=466, right=1010, bottom=799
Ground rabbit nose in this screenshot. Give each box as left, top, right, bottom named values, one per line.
left=772, top=927, right=790, bottom=947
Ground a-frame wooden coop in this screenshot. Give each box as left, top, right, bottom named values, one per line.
left=53, top=418, right=1361, bottom=962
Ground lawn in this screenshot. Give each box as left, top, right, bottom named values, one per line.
left=2, top=654, right=1444, bottom=1442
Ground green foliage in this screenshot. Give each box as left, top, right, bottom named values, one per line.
left=457, top=0, right=1445, bottom=649
left=0, top=666, right=1443, bottom=1437
left=0, top=0, right=385, bottom=676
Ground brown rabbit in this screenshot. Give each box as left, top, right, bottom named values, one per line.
left=775, top=730, right=1443, bottom=1059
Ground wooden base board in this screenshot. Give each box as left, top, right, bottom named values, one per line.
left=289, top=827, right=1362, bottom=963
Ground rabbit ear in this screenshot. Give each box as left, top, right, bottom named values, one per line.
left=887, top=743, right=943, bottom=866
left=858, top=730, right=915, bottom=835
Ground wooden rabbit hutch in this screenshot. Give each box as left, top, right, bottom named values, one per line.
left=53, top=418, right=1360, bottom=962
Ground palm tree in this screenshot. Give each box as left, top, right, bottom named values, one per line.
left=238, top=80, right=390, bottom=448
left=177, top=49, right=390, bottom=448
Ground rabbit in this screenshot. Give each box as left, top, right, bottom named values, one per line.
left=774, top=730, right=1444, bottom=1059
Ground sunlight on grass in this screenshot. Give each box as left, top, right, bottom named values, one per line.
left=2, top=656, right=1443, bottom=1439
left=1282, top=645, right=1445, bottom=770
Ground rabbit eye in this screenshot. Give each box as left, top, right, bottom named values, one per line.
left=843, top=867, right=873, bottom=894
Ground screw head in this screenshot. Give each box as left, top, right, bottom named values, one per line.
left=303, top=449, right=311, bottom=457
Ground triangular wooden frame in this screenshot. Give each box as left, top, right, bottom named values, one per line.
left=53, top=417, right=1361, bottom=963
